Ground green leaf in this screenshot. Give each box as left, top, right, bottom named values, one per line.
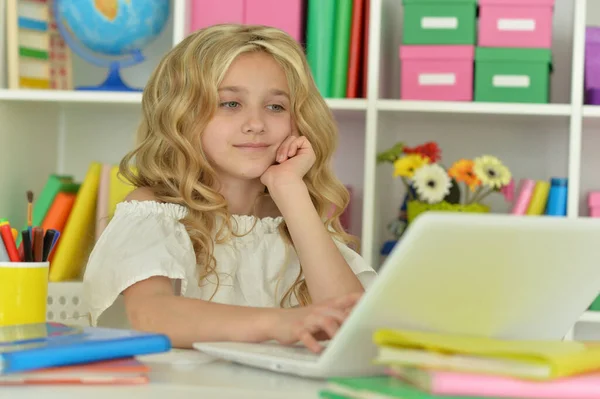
left=376, top=143, right=404, bottom=164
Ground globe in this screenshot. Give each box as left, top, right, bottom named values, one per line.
left=54, top=0, right=170, bottom=91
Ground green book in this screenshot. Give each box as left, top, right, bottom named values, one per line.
left=306, top=0, right=337, bottom=98
left=330, top=0, right=353, bottom=98
left=323, top=376, right=497, bottom=399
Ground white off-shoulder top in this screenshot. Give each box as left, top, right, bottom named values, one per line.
left=83, top=201, right=378, bottom=326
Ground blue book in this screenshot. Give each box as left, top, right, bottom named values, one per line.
left=0, top=322, right=171, bottom=374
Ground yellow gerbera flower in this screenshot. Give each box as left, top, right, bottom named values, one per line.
left=393, top=154, right=429, bottom=178
left=473, top=155, right=512, bottom=189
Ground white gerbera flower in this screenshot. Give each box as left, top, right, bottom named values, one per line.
left=412, top=163, right=452, bottom=204
left=473, top=155, right=512, bottom=189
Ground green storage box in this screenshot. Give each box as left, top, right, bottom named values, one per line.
left=474, top=48, right=553, bottom=104
left=589, top=294, right=600, bottom=311
left=402, top=0, right=477, bottom=45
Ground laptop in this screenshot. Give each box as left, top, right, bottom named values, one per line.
left=193, top=212, right=600, bottom=378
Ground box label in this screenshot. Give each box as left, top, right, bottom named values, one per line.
left=421, top=17, right=458, bottom=30
left=419, top=73, right=457, bottom=86
left=497, top=19, right=536, bottom=32
left=492, top=75, right=531, bottom=88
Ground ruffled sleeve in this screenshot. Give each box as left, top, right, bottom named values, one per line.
left=334, top=239, right=378, bottom=290
left=83, top=201, right=196, bottom=326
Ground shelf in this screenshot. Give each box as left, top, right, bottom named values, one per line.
left=0, top=89, right=143, bottom=104
left=583, top=105, right=600, bottom=118
left=377, top=100, right=572, bottom=117
left=0, top=89, right=367, bottom=111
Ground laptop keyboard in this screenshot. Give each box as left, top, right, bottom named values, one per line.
left=239, top=341, right=328, bottom=362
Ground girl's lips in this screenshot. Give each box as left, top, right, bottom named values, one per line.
left=234, top=143, right=270, bottom=150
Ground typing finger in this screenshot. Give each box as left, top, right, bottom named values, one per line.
left=298, top=327, right=323, bottom=354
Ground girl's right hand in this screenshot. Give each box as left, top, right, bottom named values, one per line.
left=270, top=292, right=363, bottom=353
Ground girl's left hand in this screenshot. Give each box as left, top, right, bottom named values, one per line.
left=261, top=135, right=316, bottom=188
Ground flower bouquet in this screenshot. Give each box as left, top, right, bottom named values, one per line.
left=377, top=141, right=514, bottom=227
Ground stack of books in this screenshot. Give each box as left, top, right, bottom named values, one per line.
left=0, top=322, right=170, bottom=385
left=320, top=328, right=600, bottom=399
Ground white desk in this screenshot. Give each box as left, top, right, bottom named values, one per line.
left=5, top=350, right=327, bottom=399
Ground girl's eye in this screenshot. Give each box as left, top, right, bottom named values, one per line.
left=268, top=104, right=285, bottom=112
left=220, top=101, right=240, bottom=108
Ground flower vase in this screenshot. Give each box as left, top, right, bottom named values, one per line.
left=406, top=200, right=490, bottom=224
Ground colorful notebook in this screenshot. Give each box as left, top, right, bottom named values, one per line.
left=0, top=357, right=149, bottom=385
left=388, top=367, right=600, bottom=399
left=0, top=322, right=170, bottom=374
left=374, top=328, right=600, bottom=380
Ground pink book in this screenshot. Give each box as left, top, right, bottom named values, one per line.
left=244, top=0, right=303, bottom=42
left=189, top=0, right=244, bottom=32
left=95, top=163, right=111, bottom=241
left=388, top=367, right=600, bottom=399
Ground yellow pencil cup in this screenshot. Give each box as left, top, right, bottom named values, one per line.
left=0, top=262, right=49, bottom=326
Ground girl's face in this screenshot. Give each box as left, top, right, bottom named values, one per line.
left=201, top=51, right=295, bottom=182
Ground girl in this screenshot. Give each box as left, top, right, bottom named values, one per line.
left=83, top=24, right=377, bottom=354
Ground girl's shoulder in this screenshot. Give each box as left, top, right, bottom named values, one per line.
left=119, top=188, right=188, bottom=220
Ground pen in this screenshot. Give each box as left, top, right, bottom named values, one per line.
left=22, top=230, right=33, bottom=262
left=0, top=221, right=20, bottom=262
left=42, top=229, right=58, bottom=262
left=33, top=227, right=44, bottom=262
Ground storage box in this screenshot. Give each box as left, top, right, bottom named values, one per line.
left=585, top=27, right=600, bottom=105
left=189, top=0, right=244, bottom=32
left=244, top=0, right=303, bottom=43
left=400, top=45, right=475, bottom=101
left=479, top=0, right=555, bottom=48
left=402, top=0, right=477, bottom=45
left=474, top=48, right=552, bottom=103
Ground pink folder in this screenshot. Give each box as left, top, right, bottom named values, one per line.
left=189, top=0, right=244, bottom=32
left=244, top=0, right=303, bottom=42
left=389, top=368, right=600, bottom=399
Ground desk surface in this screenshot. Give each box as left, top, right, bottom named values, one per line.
left=6, top=349, right=327, bottom=399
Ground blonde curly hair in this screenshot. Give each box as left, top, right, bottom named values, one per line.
left=120, top=24, right=358, bottom=307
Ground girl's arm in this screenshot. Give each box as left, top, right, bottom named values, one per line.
left=269, top=181, right=364, bottom=303
left=123, top=275, right=361, bottom=352
left=261, top=135, right=365, bottom=303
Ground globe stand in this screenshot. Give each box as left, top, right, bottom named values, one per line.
left=77, top=62, right=139, bottom=92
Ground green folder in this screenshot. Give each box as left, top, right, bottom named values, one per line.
left=306, top=0, right=337, bottom=98
left=330, top=0, right=353, bottom=98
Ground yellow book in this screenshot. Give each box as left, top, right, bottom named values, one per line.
left=373, top=328, right=600, bottom=381
left=526, top=180, right=550, bottom=215
left=49, top=162, right=101, bottom=282
left=108, top=165, right=135, bottom=219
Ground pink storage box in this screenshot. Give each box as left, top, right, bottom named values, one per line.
left=189, top=0, right=244, bottom=32
left=244, top=0, right=303, bottom=43
left=589, top=192, right=600, bottom=218
left=399, top=45, right=474, bottom=101
left=479, top=0, right=555, bottom=48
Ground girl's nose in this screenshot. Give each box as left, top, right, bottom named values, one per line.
left=241, top=110, right=265, bottom=134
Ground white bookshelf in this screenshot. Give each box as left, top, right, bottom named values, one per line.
left=2, top=0, right=600, bottom=333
